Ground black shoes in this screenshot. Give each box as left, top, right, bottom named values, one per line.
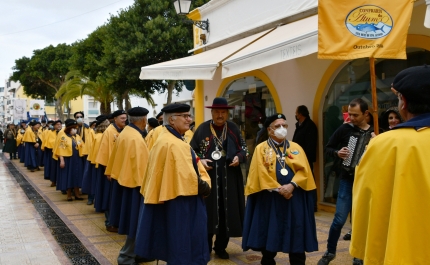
left=344, top=230, right=352, bottom=240
left=215, top=249, right=230, bottom=259
left=317, top=251, right=336, bottom=265
left=353, top=258, right=363, bottom=265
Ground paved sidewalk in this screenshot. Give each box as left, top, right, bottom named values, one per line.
left=0, top=155, right=69, bottom=265
left=2, top=153, right=354, bottom=264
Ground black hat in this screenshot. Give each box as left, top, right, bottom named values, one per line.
left=53, top=120, right=62, bottom=126
left=161, top=103, right=191, bottom=113
left=107, top=113, right=114, bottom=120
left=96, top=115, right=107, bottom=121
left=264, top=113, right=286, bottom=128
left=112, top=109, right=127, bottom=118
left=47, top=120, right=54, bottom=125
left=65, top=119, right=78, bottom=127
left=33, top=121, right=41, bottom=126
left=148, top=118, right=159, bottom=128
left=156, top=112, right=163, bottom=119
left=41, top=119, right=47, bottom=123
left=20, top=120, right=27, bottom=124
left=392, top=65, right=430, bottom=104
left=205, top=97, right=234, bottom=109
left=127, top=107, right=149, bottom=116
left=74, top=111, right=85, bottom=118
left=89, top=121, right=97, bottom=127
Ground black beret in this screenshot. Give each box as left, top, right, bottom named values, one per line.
left=127, top=107, right=149, bottom=116
left=107, top=113, right=114, bottom=120
left=148, top=117, right=159, bottom=128
left=53, top=120, right=62, bottom=125
left=47, top=120, right=55, bottom=124
left=96, top=115, right=108, bottom=121
left=112, top=109, right=127, bottom=118
left=161, top=103, right=190, bottom=113
left=393, top=65, right=430, bottom=104
left=156, top=112, right=164, bottom=119
left=65, top=119, right=78, bottom=127
left=20, top=120, right=27, bottom=124
left=89, top=121, right=97, bottom=127
left=41, top=119, right=47, bottom=123
left=264, top=113, right=286, bottom=128
left=74, top=111, right=84, bottom=118
left=33, top=121, right=41, bottom=126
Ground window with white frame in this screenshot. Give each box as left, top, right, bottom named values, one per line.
left=88, top=99, right=100, bottom=116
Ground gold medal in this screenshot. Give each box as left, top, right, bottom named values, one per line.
left=280, top=168, right=288, bottom=176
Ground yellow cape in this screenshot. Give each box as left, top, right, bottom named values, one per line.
left=87, top=133, right=103, bottom=167
left=141, top=130, right=211, bottom=204
left=245, top=140, right=315, bottom=196
left=105, top=126, right=149, bottom=188
left=350, top=127, right=430, bottom=264
left=16, top=132, right=24, bottom=146
left=52, top=133, right=84, bottom=158
left=145, top=125, right=165, bottom=151
left=22, top=127, right=36, bottom=143
left=80, top=126, right=94, bottom=155
left=95, top=124, right=121, bottom=166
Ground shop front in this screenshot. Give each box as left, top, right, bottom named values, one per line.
left=139, top=0, right=430, bottom=211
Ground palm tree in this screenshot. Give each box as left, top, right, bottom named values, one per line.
left=56, top=71, right=114, bottom=115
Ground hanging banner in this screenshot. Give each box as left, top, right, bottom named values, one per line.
left=29, top=99, right=45, bottom=116
left=13, top=99, right=27, bottom=120
left=318, top=0, right=413, bottom=59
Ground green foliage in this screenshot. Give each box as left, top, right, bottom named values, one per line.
left=10, top=43, right=73, bottom=98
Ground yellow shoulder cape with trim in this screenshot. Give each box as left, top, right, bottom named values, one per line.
left=245, top=140, right=315, bottom=196
left=141, top=131, right=211, bottom=204
left=105, top=126, right=149, bottom=188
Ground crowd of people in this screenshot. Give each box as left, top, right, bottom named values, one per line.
left=1, top=65, right=429, bottom=265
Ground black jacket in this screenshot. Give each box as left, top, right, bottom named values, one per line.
left=292, top=117, right=318, bottom=163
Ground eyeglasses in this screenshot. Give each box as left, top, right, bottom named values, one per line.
left=270, top=123, right=288, bottom=129
left=173, top=114, right=193, bottom=119
left=75, top=116, right=83, bottom=118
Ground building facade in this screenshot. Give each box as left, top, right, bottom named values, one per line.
left=139, top=0, right=430, bottom=211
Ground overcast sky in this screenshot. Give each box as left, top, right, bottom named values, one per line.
left=0, top=0, right=136, bottom=84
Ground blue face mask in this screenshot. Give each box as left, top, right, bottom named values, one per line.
left=49, top=125, right=53, bottom=129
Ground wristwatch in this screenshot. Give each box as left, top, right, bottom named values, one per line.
left=290, top=181, right=298, bottom=188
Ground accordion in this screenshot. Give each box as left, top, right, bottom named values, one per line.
left=342, top=129, right=373, bottom=172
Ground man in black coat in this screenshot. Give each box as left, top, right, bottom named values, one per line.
left=190, top=97, right=247, bottom=260
left=293, top=105, right=318, bottom=172
left=293, top=105, right=318, bottom=212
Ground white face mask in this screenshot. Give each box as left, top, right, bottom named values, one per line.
left=48, top=125, right=53, bottom=129
left=258, top=123, right=263, bottom=129
left=71, top=128, right=77, bottom=135
left=273, top=127, right=288, bottom=139
left=20, top=129, right=25, bottom=134
left=76, top=118, right=83, bottom=124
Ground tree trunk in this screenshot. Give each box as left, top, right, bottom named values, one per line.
left=166, top=81, right=176, bottom=104
left=100, top=100, right=111, bottom=115
left=66, top=105, right=71, bottom=119
left=116, top=96, right=124, bottom=110
left=55, top=97, right=64, bottom=120
left=124, top=91, right=131, bottom=110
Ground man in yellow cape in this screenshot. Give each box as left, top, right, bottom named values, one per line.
left=243, top=113, right=317, bottom=265
left=105, top=107, right=154, bottom=265
left=351, top=65, right=430, bottom=264
left=135, top=103, right=211, bottom=264
left=94, top=109, right=127, bottom=232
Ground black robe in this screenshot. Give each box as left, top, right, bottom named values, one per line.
left=190, top=120, right=247, bottom=237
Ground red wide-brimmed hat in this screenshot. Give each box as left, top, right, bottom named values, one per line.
left=205, top=97, right=234, bottom=109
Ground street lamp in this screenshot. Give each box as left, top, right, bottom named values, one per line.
left=173, top=0, right=209, bottom=32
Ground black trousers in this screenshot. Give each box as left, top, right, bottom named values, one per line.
left=208, top=189, right=229, bottom=253
left=261, top=249, right=306, bottom=265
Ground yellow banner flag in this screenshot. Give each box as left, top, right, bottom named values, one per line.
left=318, top=0, right=413, bottom=60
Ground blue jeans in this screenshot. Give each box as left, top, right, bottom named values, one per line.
left=327, top=178, right=353, bottom=254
